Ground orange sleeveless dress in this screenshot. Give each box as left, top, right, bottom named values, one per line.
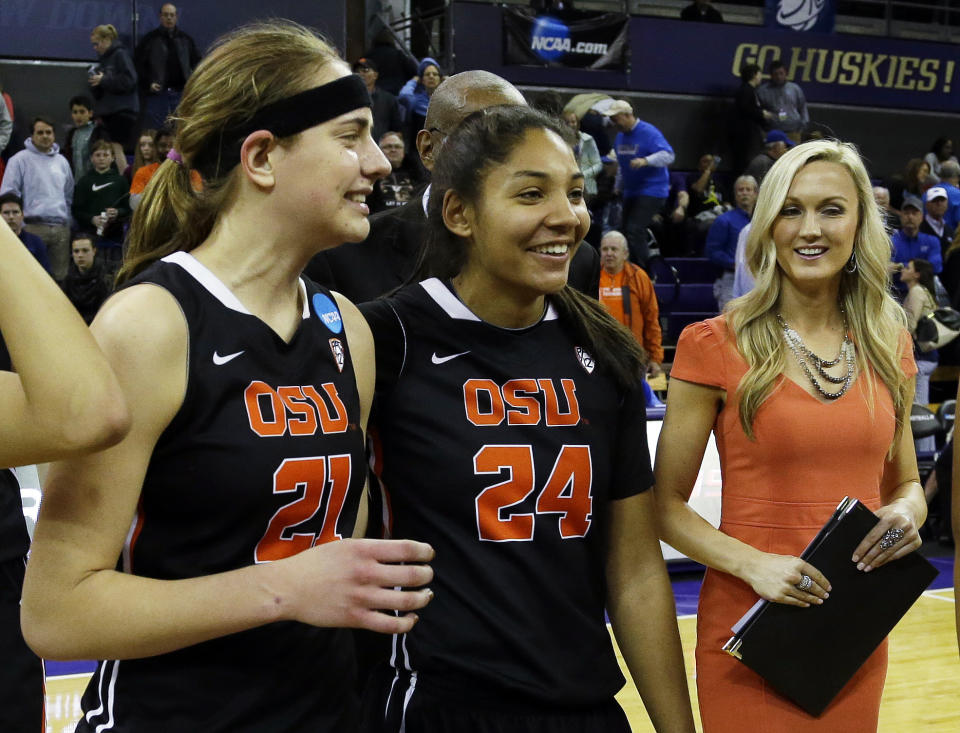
left=670, top=316, right=917, bottom=732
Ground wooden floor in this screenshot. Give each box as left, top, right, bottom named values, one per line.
left=42, top=590, right=958, bottom=732
left=615, top=589, right=960, bottom=732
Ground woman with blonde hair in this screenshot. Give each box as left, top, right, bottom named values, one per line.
left=22, top=21, right=433, bottom=732
left=88, top=24, right=139, bottom=152
left=655, top=139, right=925, bottom=731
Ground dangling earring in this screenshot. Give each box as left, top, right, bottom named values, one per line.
left=844, top=251, right=858, bottom=273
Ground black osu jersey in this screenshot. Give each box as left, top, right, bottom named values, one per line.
left=362, top=278, right=653, bottom=709
left=78, top=252, right=366, bottom=733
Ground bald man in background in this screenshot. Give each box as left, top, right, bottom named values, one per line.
left=305, top=70, right=600, bottom=302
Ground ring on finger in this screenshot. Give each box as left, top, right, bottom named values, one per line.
left=795, top=574, right=813, bottom=592
left=879, top=527, right=905, bottom=551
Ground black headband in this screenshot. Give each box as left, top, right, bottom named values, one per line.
left=193, top=74, right=372, bottom=180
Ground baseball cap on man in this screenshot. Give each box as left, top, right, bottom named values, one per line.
left=603, top=100, right=633, bottom=117
left=926, top=186, right=948, bottom=201
left=902, top=194, right=924, bottom=211
left=764, top=130, right=794, bottom=147
left=353, top=57, right=377, bottom=72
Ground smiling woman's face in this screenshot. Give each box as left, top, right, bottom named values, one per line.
left=773, top=160, right=859, bottom=293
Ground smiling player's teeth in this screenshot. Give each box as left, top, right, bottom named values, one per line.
left=347, top=193, right=366, bottom=203
left=531, top=244, right=569, bottom=255
left=797, top=248, right=825, bottom=255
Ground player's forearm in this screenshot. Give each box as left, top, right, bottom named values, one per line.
left=608, top=564, right=695, bottom=733
left=22, top=556, right=284, bottom=661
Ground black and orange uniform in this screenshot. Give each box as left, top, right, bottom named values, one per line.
left=0, top=339, right=46, bottom=733
left=77, top=252, right=366, bottom=733
left=360, top=278, right=651, bottom=732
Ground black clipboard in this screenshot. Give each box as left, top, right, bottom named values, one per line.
left=722, top=496, right=938, bottom=717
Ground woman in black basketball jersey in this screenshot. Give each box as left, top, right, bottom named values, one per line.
left=0, top=212, right=128, bottom=733
left=360, top=106, right=695, bottom=732
left=22, top=22, right=433, bottom=732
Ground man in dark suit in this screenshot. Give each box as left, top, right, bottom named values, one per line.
left=305, top=70, right=600, bottom=303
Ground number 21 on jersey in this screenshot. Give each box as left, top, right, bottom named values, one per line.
left=254, top=454, right=352, bottom=563
left=474, top=444, right=592, bottom=542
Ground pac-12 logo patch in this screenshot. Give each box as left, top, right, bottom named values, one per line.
left=312, top=293, right=343, bottom=334
left=575, top=346, right=594, bottom=374
left=329, top=338, right=345, bottom=373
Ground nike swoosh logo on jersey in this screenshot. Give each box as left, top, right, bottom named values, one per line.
left=212, top=350, right=245, bottom=365
left=431, top=351, right=470, bottom=364
left=91, top=182, right=113, bottom=191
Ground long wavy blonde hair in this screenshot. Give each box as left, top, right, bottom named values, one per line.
left=728, top=140, right=908, bottom=443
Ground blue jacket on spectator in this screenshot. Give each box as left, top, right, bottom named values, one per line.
left=19, top=228, right=51, bottom=273
left=398, top=57, right=440, bottom=119
left=706, top=207, right=751, bottom=271
left=614, top=120, right=673, bottom=199
left=891, top=229, right=943, bottom=273
left=941, top=181, right=960, bottom=232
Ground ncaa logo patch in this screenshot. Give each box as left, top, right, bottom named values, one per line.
left=329, top=338, right=345, bottom=373
left=312, top=293, right=343, bottom=334
left=575, top=346, right=595, bottom=374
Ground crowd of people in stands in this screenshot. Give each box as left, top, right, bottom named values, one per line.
left=0, top=8, right=958, bottom=396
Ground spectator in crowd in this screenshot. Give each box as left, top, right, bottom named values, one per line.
left=129, top=128, right=200, bottom=210
left=757, top=60, right=808, bottom=142
left=60, top=233, right=113, bottom=324
left=731, top=222, right=754, bottom=299
left=134, top=3, right=201, bottom=130
left=64, top=95, right=104, bottom=181
left=353, top=57, right=402, bottom=144
left=873, top=185, right=901, bottom=231
left=89, top=24, right=139, bottom=153
left=563, top=108, right=602, bottom=201
left=72, top=140, right=130, bottom=273
left=597, top=230, right=663, bottom=375
left=746, top=130, right=792, bottom=184
left=132, top=128, right=158, bottom=172
left=941, top=229, right=960, bottom=306
left=681, top=0, right=723, bottom=22
left=705, top=174, right=758, bottom=310
left=731, top=63, right=775, bottom=178
left=606, top=98, right=674, bottom=265
left=0, top=192, right=50, bottom=273
left=399, top=57, right=442, bottom=150
left=306, top=70, right=599, bottom=302
left=921, top=185, right=954, bottom=254
left=936, top=160, right=960, bottom=231
left=893, top=194, right=942, bottom=273
left=0, top=116, right=73, bottom=281
left=0, top=92, right=10, bottom=156
left=890, top=157, right=931, bottom=209
left=363, top=27, right=418, bottom=96
left=563, top=108, right=602, bottom=243
left=901, top=258, right=939, bottom=454
left=685, top=153, right=727, bottom=252
left=924, top=137, right=957, bottom=182
left=563, top=93, right=615, bottom=157
left=368, top=132, right=421, bottom=214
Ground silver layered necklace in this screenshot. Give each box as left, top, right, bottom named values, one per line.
left=777, top=313, right=855, bottom=400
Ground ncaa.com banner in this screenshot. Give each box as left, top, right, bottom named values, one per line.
left=502, top=7, right=628, bottom=71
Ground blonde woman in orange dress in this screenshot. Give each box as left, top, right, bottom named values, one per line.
left=655, top=139, right=925, bottom=732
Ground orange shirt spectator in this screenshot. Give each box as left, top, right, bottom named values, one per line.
left=598, top=230, right=663, bottom=372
